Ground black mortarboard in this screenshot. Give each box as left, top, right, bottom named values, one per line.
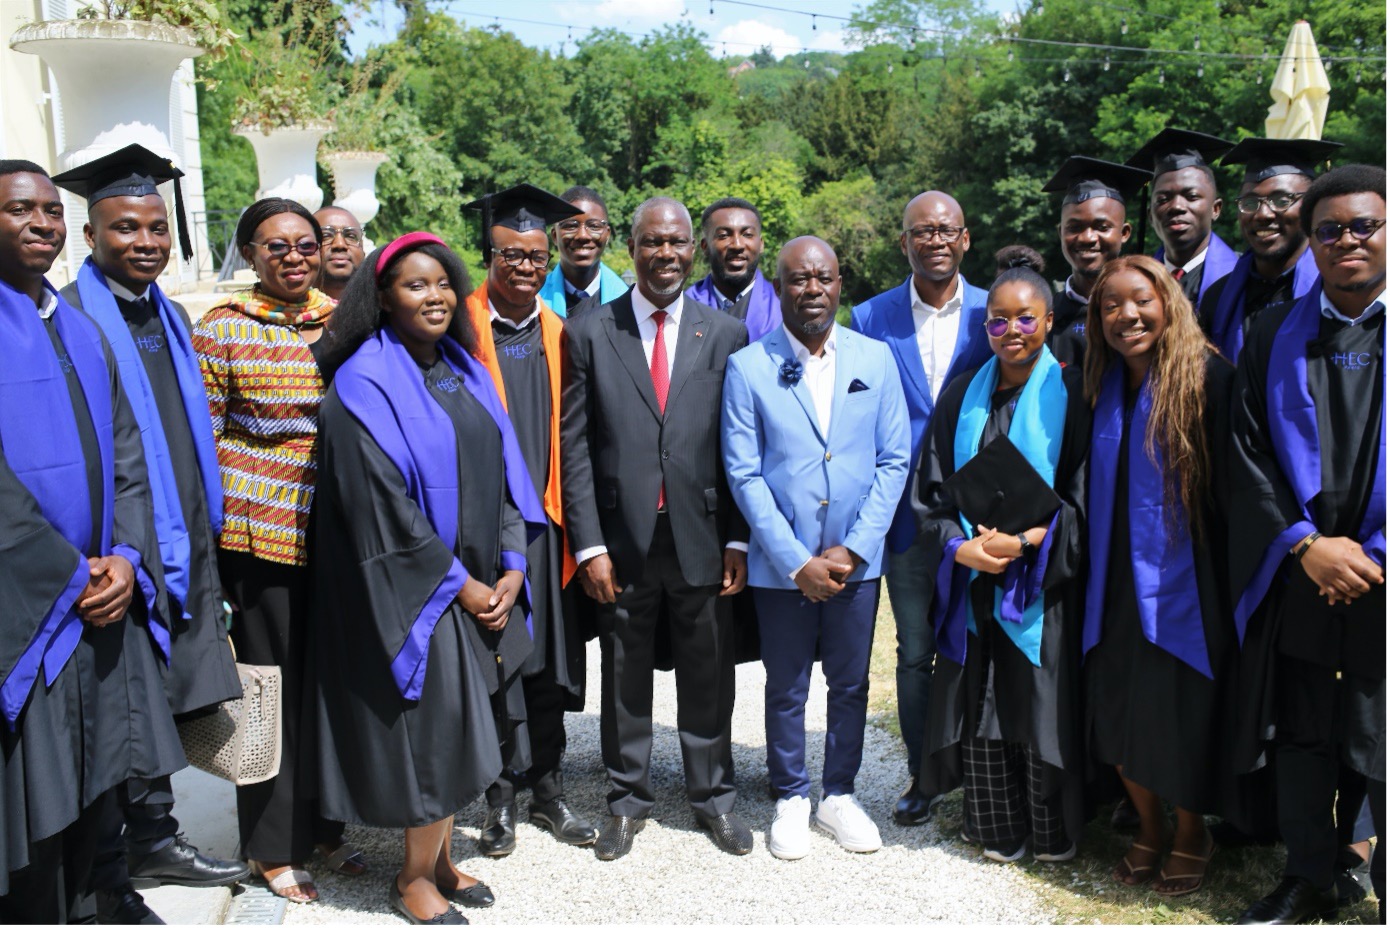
left=51, top=143, right=192, bottom=261
left=464, top=182, right=583, bottom=263
left=1220, top=137, right=1343, bottom=185
left=1125, top=127, right=1234, bottom=179
left=940, top=434, right=1063, bottom=536
left=1042, top=156, right=1153, bottom=206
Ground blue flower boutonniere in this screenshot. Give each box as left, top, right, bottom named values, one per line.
left=779, top=360, right=803, bottom=386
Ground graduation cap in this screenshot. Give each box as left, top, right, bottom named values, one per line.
left=1042, top=156, right=1153, bottom=206
left=1220, top=137, right=1343, bottom=185
left=51, top=143, right=192, bottom=261
left=1124, top=127, right=1234, bottom=179
left=463, top=182, right=583, bottom=263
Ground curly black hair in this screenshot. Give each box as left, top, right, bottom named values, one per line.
left=318, top=239, right=476, bottom=376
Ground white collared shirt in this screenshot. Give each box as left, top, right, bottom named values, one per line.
left=714, top=276, right=757, bottom=309
left=1063, top=275, right=1089, bottom=305
left=1320, top=288, right=1386, bottom=326
left=631, top=287, right=682, bottom=379
left=909, top=274, right=963, bottom=401
left=564, top=271, right=602, bottom=300
left=36, top=287, right=57, bottom=320
left=783, top=321, right=836, bottom=436
left=107, top=279, right=151, bottom=303
left=1163, top=245, right=1208, bottom=278
left=488, top=299, right=542, bottom=330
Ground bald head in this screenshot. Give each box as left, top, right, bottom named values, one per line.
left=630, top=197, right=692, bottom=241
left=774, top=236, right=840, bottom=345
left=901, top=190, right=970, bottom=286
left=314, top=206, right=365, bottom=299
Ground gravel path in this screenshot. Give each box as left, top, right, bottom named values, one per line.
left=288, top=640, right=1055, bottom=924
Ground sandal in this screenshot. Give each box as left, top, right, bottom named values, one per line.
left=1112, top=841, right=1162, bottom=886
left=317, top=841, right=369, bottom=876
left=249, top=860, right=318, bottom=904
left=1154, top=836, right=1216, bottom=897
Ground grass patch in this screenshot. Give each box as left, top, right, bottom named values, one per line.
left=865, top=593, right=1380, bottom=925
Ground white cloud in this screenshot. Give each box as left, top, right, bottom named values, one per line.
left=714, top=18, right=848, bottom=57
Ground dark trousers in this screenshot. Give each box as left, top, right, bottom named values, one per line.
left=219, top=551, right=343, bottom=862
left=597, top=515, right=735, bottom=818
left=90, top=776, right=179, bottom=891
left=885, top=541, right=936, bottom=775
left=753, top=582, right=878, bottom=799
left=0, top=789, right=111, bottom=924
left=486, top=671, right=569, bottom=807
left=1276, top=654, right=1386, bottom=892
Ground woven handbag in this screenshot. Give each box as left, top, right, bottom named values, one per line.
left=177, top=646, right=282, bottom=786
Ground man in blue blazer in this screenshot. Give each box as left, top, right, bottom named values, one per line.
left=723, top=236, right=910, bottom=860
left=848, top=190, right=992, bottom=825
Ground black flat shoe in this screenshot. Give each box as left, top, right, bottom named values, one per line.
left=529, top=797, right=598, bottom=846
left=96, top=884, right=165, bottom=925
left=694, top=810, right=754, bottom=855
left=477, top=803, right=516, bottom=857
left=594, top=815, right=646, bottom=861
left=127, top=833, right=250, bottom=888
left=1237, top=877, right=1338, bottom=925
left=390, top=876, right=467, bottom=925
left=439, top=880, right=494, bottom=909
left=892, top=778, right=942, bottom=827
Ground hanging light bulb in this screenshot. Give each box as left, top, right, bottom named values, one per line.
left=975, top=61, right=982, bottom=77
left=1103, top=54, right=1111, bottom=71
left=1356, top=68, right=1363, bottom=83
left=1121, top=17, right=1128, bottom=34
left=1194, top=35, right=1200, bottom=50
left=1063, top=65, right=1071, bottom=81
left=812, top=14, right=817, bottom=31
left=1159, top=67, right=1165, bottom=84
left=1008, top=46, right=1014, bottom=62
left=1198, top=63, right=1204, bottom=78
left=708, top=1, right=714, bottom=15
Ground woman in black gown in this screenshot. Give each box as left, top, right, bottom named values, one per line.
left=916, top=267, right=1091, bottom=865
left=1081, top=254, right=1235, bottom=896
left=313, top=233, right=544, bottom=924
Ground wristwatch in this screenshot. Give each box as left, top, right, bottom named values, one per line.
left=1017, top=533, right=1036, bottom=558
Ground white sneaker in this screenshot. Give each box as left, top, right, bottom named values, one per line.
left=768, top=795, right=812, bottom=860
left=814, top=793, right=882, bottom=853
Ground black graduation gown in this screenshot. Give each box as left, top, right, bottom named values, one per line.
left=2, top=317, right=184, bottom=891
left=61, top=284, right=240, bottom=716
left=1177, top=259, right=1205, bottom=307
left=1085, top=355, right=1238, bottom=813
left=492, top=318, right=582, bottom=700
left=1048, top=287, right=1088, bottom=370
left=1196, top=267, right=1298, bottom=350
left=1229, top=303, right=1386, bottom=785
left=915, top=363, right=1091, bottom=844
left=314, top=355, right=531, bottom=828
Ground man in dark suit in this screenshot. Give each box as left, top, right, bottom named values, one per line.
left=561, top=196, right=752, bottom=861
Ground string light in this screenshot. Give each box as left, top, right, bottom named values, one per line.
left=1120, top=17, right=1127, bottom=35
left=811, top=13, right=816, bottom=31
left=1063, top=65, right=1071, bottom=81
left=1103, top=54, right=1110, bottom=71
left=1158, top=67, right=1165, bottom=83
left=1197, top=63, right=1204, bottom=77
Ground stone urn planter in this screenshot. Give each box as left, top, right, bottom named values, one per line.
left=234, top=121, right=332, bottom=212
left=9, top=18, right=203, bottom=170
left=322, top=151, right=389, bottom=228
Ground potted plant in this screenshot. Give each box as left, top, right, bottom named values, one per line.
left=8, top=0, right=233, bottom=170
left=222, top=0, right=342, bottom=211
left=319, top=66, right=406, bottom=230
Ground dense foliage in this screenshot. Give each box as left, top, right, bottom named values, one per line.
left=197, top=0, right=1385, bottom=298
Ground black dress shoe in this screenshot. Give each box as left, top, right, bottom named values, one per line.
left=1237, top=877, right=1339, bottom=924
left=390, top=876, right=467, bottom=925
left=96, top=884, right=165, bottom=925
left=1110, top=796, right=1140, bottom=830
left=694, top=810, right=754, bottom=856
left=594, top=815, right=645, bottom=861
left=439, top=880, right=494, bottom=908
left=477, top=803, right=516, bottom=857
left=126, top=833, right=251, bottom=888
left=529, top=797, right=598, bottom=846
left=893, top=779, right=942, bottom=827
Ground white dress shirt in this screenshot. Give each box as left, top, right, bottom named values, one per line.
left=909, top=274, right=964, bottom=402
left=574, top=290, right=745, bottom=566
left=36, top=287, right=57, bottom=319
left=1063, top=275, right=1089, bottom=305
left=563, top=272, right=602, bottom=301
left=488, top=299, right=542, bottom=330
left=1163, top=245, right=1208, bottom=278
left=1320, top=288, right=1386, bottom=326
left=784, top=321, right=836, bottom=437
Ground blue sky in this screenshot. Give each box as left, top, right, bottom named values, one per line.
left=347, top=0, right=1020, bottom=59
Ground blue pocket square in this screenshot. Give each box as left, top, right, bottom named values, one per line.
left=848, top=378, right=870, bottom=393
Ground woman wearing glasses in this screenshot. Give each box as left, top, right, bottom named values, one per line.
left=915, top=266, right=1091, bottom=867
left=1081, top=255, right=1235, bottom=896
left=192, top=198, right=364, bottom=903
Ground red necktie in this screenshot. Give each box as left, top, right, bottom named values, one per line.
left=650, top=310, right=669, bottom=510
left=1171, top=267, right=1185, bottom=281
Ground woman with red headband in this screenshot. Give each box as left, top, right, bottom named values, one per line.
left=313, top=233, right=546, bottom=924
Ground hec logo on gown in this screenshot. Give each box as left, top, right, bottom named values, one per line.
left=134, top=334, right=165, bottom=354
left=436, top=376, right=460, bottom=393
left=1329, top=352, right=1373, bottom=370
left=500, top=343, right=533, bottom=360
left=57, top=353, right=74, bottom=374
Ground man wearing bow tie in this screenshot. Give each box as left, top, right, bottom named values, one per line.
left=722, top=236, right=910, bottom=860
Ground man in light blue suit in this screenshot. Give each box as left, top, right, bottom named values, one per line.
left=848, top=191, right=992, bottom=825
left=723, top=237, right=910, bottom=860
